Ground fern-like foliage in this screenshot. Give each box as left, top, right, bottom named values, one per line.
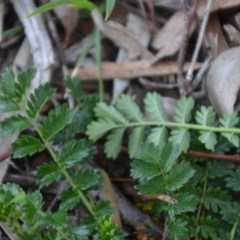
left=0, top=68, right=124, bottom=239
left=87, top=92, right=240, bottom=158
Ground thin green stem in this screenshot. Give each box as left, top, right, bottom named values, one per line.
left=195, top=166, right=208, bottom=240
left=94, top=27, right=104, bottom=101
left=111, top=121, right=240, bottom=134
left=230, top=217, right=240, bottom=240
left=30, top=120, right=95, bottom=216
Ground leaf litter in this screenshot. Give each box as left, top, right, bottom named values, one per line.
left=1, top=0, right=240, bottom=239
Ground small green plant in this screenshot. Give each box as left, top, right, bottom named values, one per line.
left=87, top=93, right=240, bottom=239
left=0, top=68, right=125, bottom=239
left=86, top=92, right=240, bottom=157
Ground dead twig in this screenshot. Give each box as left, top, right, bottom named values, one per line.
left=72, top=60, right=202, bottom=81
left=139, top=77, right=178, bottom=89
left=186, top=0, right=213, bottom=82
left=177, top=0, right=198, bottom=95
left=187, top=151, right=240, bottom=163
left=10, top=0, right=55, bottom=91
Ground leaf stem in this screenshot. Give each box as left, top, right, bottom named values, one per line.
left=112, top=121, right=240, bottom=134
left=195, top=165, right=208, bottom=240
left=230, top=216, right=239, bottom=240
left=31, top=121, right=95, bottom=216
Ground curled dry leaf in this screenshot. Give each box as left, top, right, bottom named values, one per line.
left=91, top=9, right=152, bottom=60
left=234, top=13, right=240, bottom=29
left=151, top=11, right=196, bottom=63
left=53, top=4, right=78, bottom=45
left=206, top=47, right=240, bottom=115
left=100, top=170, right=122, bottom=228
left=206, top=14, right=229, bottom=56
left=223, top=24, right=240, bottom=46
left=112, top=13, right=151, bottom=103
left=197, top=0, right=240, bottom=17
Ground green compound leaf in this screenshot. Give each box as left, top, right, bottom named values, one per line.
left=136, top=176, right=166, bottom=195
left=37, top=163, right=62, bottom=188
left=1, top=115, right=30, bottom=138
left=57, top=140, right=95, bottom=169
left=203, top=187, right=231, bottom=212
left=0, top=99, right=20, bottom=113
left=147, top=127, right=168, bottom=147
left=134, top=142, right=160, bottom=163
left=128, top=126, right=145, bottom=158
left=198, top=131, right=217, bottom=151
left=0, top=183, right=26, bottom=204
left=50, top=210, right=67, bottom=228
left=24, top=191, right=43, bottom=224
left=104, top=128, right=125, bottom=159
left=208, top=161, right=235, bottom=179
left=196, top=106, right=217, bottom=150
left=39, top=104, right=72, bottom=140
left=95, top=102, right=127, bottom=124
left=59, top=190, right=80, bottom=211
left=219, top=113, right=240, bottom=147
left=144, top=92, right=166, bottom=122
left=15, top=68, right=36, bottom=99
left=132, top=143, right=181, bottom=184
left=225, top=170, right=240, bottom=192
left=86, top=119, right=116, bottom=141
left=220, top=202, right=240, bottom=224
left=165, top=193, right=199, bottom=215
left=174, top=96, right=195, bottom=123
left=27, top=84, right=55, bottom=119
left=131, top=159, right=160, bottom=181
left=0, top=67, right=15, bottom=98
left=169, top=128, right=190, bottom=152
left=196, top=106, right=216, bottom=126
left=12, top=135, right=45, bottom=158
left=116, top=94, right=143, bottom=122
left=74, top=169, right=102, bottom=191
left=166, top=161, right=195, bottom=191
left=159, top=143, right=181, bottom=173
left=168, top=218, right=188, bottom=239
left=197, top=216, right=220, bottom=239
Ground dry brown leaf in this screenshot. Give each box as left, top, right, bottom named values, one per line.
left=234, top=13, right=240, bottom=29
left=151, top=11, right=196, bottom=62
left=207, top=47, right=240, bottom=115
left=152, top=0, right=240, bottom=18
left=72, top=60, right=202, bottom=81
left=112, top=13, right=151, bottom=103
left=91, top=9, right=152, bottom=60
left=198, top=0, right=240, bottom=17
left=223, top=24, right=240, bottom=45
left=100, top=170, right=122, bottom=228
left=53, top=4, right=78, bottom=45
left=206, top=14, right=229, bottom=55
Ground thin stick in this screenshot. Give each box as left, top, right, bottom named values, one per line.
left=72, top=60, right=202, bottom=81
left=177, top=0, right=198, bottom=95
left=186, top=0, right=213, bottom=82
left=187, top=151, right=240, bottom=163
